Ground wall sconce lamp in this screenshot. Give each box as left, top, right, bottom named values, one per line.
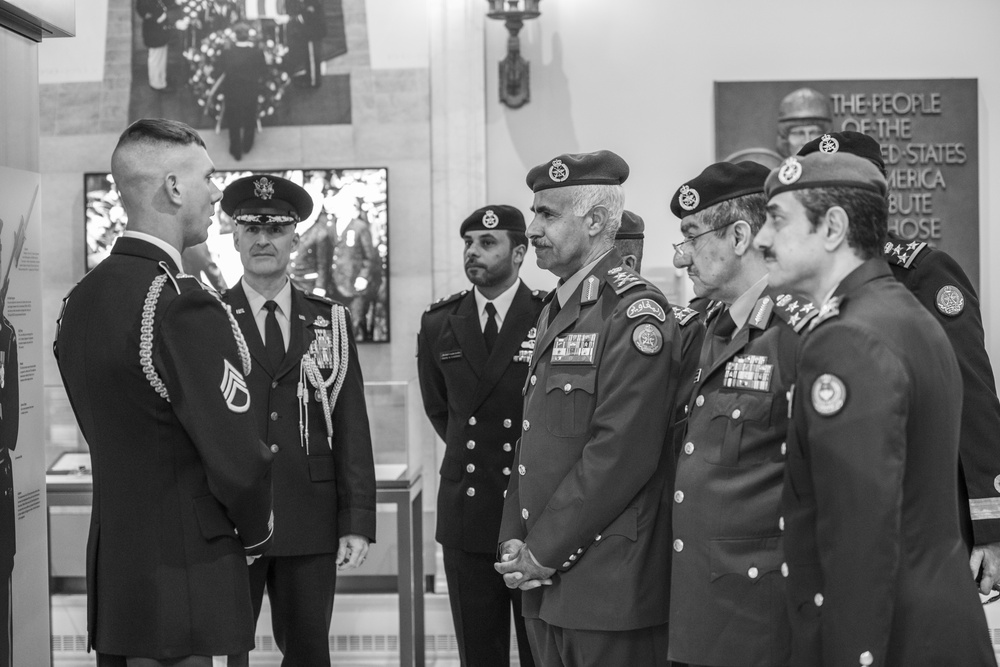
left=486, top=0, right=541, bottom=109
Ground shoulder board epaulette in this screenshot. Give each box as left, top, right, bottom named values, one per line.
left=806, top=296, right=843, bottom=333
left=304, top=291, right=336, bottom=306
left=426, top=289, right=468, bottom=312
left=882, top=239, right=929, bottom=270
left=671, top=306, right=700, bottom=326
left=772, top=292, right=819, bottom=334
left=606, top=265, right=647, bottom=295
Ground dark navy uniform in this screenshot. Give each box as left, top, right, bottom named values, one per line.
left=54, top=237, right=274, bottom=661
left=499, top=250, right=681, bottom=647
left=224, top=284, right=376, bottom=666
left=783, top=259, right=994, bottom=667
left=669, top=288, right=807, bottom=667
left=418, top=282, right=543, bottom=667
left=883, top=236, right=1000, bottom=548
left=670, top=304, right=705, bottom=459
left=0, top=315, right=17, bottom=667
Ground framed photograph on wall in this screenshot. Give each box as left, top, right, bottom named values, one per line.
left=84, top=167, right=390, bottom=342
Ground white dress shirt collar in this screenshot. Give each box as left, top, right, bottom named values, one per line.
left=122, top=230, right=184, bottom=272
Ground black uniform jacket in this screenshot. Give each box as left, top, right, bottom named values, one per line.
left=884, top=236, right=1000, bottom=546
left=669, top=304, right=705, bottom=458
left=224, top=281, right=376, bottom=554
left=783, top=259, right=994, bottom=667
left=0, top=317, right=18, bottom=570
left=417, top=282, right=545, bottom=553
left=670, top=286, right=803, bottom=666
left=54, top=237, right=274, bottom=659
left=499, top=250, right=682, bottom=631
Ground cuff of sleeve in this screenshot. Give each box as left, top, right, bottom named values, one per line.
left=338, top=508, right=377, bottom=543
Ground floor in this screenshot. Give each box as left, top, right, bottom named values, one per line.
left=51, top=591, right=524, bottom=667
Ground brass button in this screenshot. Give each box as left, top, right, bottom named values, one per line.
left=271, top=381, right=278, bottom=389
left=595, top=534, right=602, bottom=541
left=673, top=539, right=684, bottom=552
left=518, top=464, right=526, bottom=475
left=530, top=375, right=536, bottom=385
left=732, top=408, right=741, bottom=419
left=569, top=554, right=576, bottom=561
left=781, top=442, right=787, bottom=456
left=523, top=420, right=530, bottom=431
left=467, top=440, right=476, bottom=450
left=466, top=463, right=475, bottom=473
left=270, top=444, right=279, bottom=453
left=521, top=508, right=529, bottom=520
left=562, top=561, right=571, bottom=567
left=748, top=566, right=759, bottom=579
left=674, top=490, right=684, bottom=503
left=466, top=487, right=476, bottom=497
left=860, top=651, right=874, bottom=666
left=781, top=562, right=789, bottom=577
left=684, top=442, right=695, bottom=455
left=814, top=593, right=824, bottom=607
left=695, top=395, right=705, bottom=407
left=502, top=467, right=511, bottom=476
left=503, top=418, right=512, bottom=428
left=468, top=416, right=477, bottom=426
left=503, top=442, right=512, bottom=452
left=779, top=516, right=785, bottom=531
left=270, top=411, right=278, bottom=421
left=563, top=383, right=572, bottom=393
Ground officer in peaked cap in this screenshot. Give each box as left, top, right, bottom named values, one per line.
left=417, top=204, right=542, bottom=667
left=754, top=152, right=995, bottom=666
left=222, top=173, right=377, bottom=666
left=668, top=160, right=804, bottom=667
left=798, top=131, right=1000, bottom=599
left=497, top=150, right=682, bottom=665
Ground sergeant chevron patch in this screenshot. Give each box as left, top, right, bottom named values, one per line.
left=220, top=359, right=251, bottom=413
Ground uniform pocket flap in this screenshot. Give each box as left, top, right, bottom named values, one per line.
left=708, top=391, right=774, bottom=423
left=192, top=494, right=236, bottom=540
left=597, top=506, right=638, bottom=543
left=545, top=369, right=597, bottom=396
left=308, top=456, right=336, bottom=482
left=709, top=535, right=783, bottom=582
left=439, top=456, right=462, bottom=482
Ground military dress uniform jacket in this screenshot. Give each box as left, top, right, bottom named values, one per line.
left=53, top=237, right=274, bottom=660
left=782, top=259, right=994, bottom=667
left=499, top=250, right=682, bottom=631
left=669, top=287, right=803, bottom=667
left=0, top=317, right=18, bottom=572
left=883, top=236, right=1000, bottom=547
left=417, top=282, right=545, bottom=553
left=223, top=283, right=377, bottom=554
left=670, top=305, right=706, bottom=459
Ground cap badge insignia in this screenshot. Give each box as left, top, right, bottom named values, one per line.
left=811, top=373, right=846, bottom=416
left=632, top=323, right=663, bottom=355
left=549, top=159, right=569, bottom=182
left=254, top=177, right=274, bottom=200
left=482, top=209, right=499, bottom=228
left=678, top=185, right=700, bottom=211
left=776, top=294, right=793, bottom=307
left=884, top=242, right=894, bottom=254
left=313, top=315, right=330, bottom=327
left=778, top=157, right=802, bottom=185
left=935, top=285, right=965, bottom=316
left=819, top=134, right=840, bottom=153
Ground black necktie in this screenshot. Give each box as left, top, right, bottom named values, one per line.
left=484, top=302, right=498, bottom=353
left=706, top=307, right=737, bottom=367
left=264, top=300, right=285, bottom=370
left=712, top=308, right=737, bottom=340
left=546, top=296, right=561, bottom=326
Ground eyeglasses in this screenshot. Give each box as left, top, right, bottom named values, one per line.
left=672, top=219, right=740, bottom=256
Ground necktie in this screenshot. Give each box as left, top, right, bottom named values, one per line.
left=712, top=308, right=737, bottom=340
left=484, top=302, right=499, bottom=353
left=264, top=300, right=285, bottom=371
left=546, top=296, right=561, bottom=326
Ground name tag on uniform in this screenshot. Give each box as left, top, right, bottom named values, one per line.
left=551, top=333, right=598, bottom=364
left=440, top=349, right=462, bottom=362
left=723, top=354, right=773, bottom=392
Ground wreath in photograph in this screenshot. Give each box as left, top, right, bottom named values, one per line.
left=181, top=18, right=292, bottom=124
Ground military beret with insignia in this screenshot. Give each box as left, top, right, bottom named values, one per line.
left=526, top=150, right=629, bottom=193
left=221, top=174, right=314, bottom=226
left=797, top=131, right=887, bottom=177
left=615, top=210, right=644, bottom=239
left=764, top=152, right=888, bottom=200
left=670, top=161, right=771, bottom=219
left=459, top=204, right=526, bottom=237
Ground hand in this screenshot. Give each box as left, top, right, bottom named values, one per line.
left=970, top=541, right=1000, bottom=594
left=494, top=542, right=555, bottom=590
left=337, top=534, right=371, bottom=570
left=354, top=276, right=369, bottom=292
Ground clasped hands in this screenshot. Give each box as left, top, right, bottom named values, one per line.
left=495, top=539, right=556, bottom=590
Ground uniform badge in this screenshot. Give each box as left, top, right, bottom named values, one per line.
left=724, top=355, right=773, bottom=392
left=777, top=157, right=802, bottom=185
left=552, top=333, right=598, bottom=364
left=220, top=359, right=251, bottom=413
left=527, top=327, right=537, bottom=339
left=776, top=294, right=793, bottom=307
left=627, top=298, right=666, bottom=322
left=819, top=134, right=839, bottom=153
left=935, top=285, right=964, bottom=316
left=549, top=159, right=569, bottom=182
left=581, top=275, right=600, bottom=303
left=440, top=350, right=462, bottom=361
left=312, top=329, right=334, bottom=368
left=254, top=176, right=274, bottom=200
left=234, top=308, right=245, bottom=315
left=313, top=315, right=329, bottom=327
left=811, top=373, right=846, bottom=416
left=482, top=209, right=499, bottom=228
left=678, top=185, right=699, bottom=211
left=631, top=323, right=662, bottom=355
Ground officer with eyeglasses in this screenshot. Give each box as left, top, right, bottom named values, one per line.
left=668, top=161, right=809, bottom=667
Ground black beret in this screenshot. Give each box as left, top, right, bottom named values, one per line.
left=459, top=204, right=526, bottom=237
left=765, top=152, right=888, bottom=200
left=221, top=174, right=314, bottom=226
left=615, top=210, right=644, bottom=239
left=670, top=161, right=770, bottom=219
left=797, top=131, right=887, bottom=176
left=526, top=150, right=629, bottom=192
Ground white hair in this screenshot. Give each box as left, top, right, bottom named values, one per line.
left=569, top=184, right=625, bottom=242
